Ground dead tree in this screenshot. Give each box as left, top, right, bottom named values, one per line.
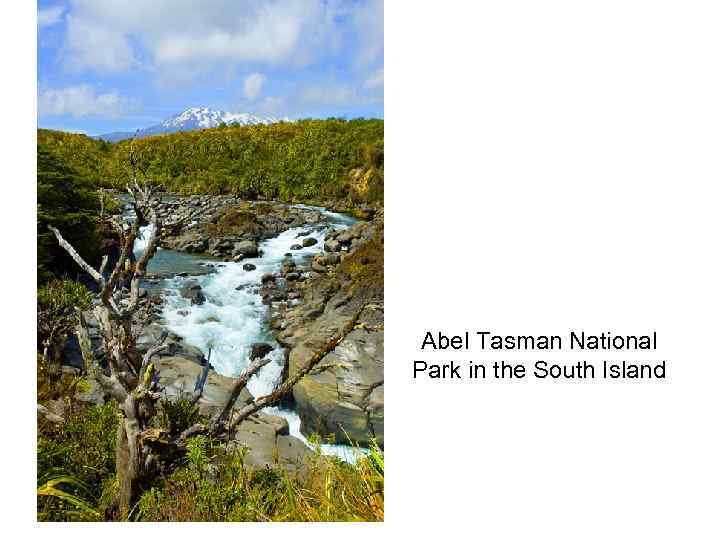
left=51, top=171, right=363, bottom=519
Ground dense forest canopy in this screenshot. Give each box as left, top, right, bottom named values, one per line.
left=37, top=118, right=384, bottom=203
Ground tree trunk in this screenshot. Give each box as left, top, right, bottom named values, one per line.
left=114, top=416, right=142, bottom=518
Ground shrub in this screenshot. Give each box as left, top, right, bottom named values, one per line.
left=37, top=401, right=119, bottom=521
left=38, top=118, right=384, bottom=205
left=37, top=279, right=92, bottom=364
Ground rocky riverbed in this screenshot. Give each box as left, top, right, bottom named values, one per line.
left=66, top=194, right=383, bottom=469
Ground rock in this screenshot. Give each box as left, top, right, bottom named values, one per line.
left=311, top=262, right=327, bottom=273
left=302, top=237, right=318, bottom=247
left=324, top=239, right=341, bottom=252
left=250, top=342, right=274, bottom=360
left=261, top=273, right=274, bottom=284
left=290, top=244, right=302, bottom=250
left=153, top=356, right=253, bottom=415
left=180, top=280, right=206, bottom=305
left=232, top=240, right=259, bottom=259
left=76, top=378, right=107, bottom=406
left=285, top=272, right=300, bottom=281
left=242, top=263, right=257, bottom=271
left=229, top=413, right=309, bottom=472
left=289, top=309, right=384, bottom=447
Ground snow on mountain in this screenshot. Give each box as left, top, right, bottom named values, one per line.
left=97, top=107, right=287, bottom=142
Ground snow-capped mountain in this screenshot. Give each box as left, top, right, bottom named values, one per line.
left=97, top=107, right=287, bottom=142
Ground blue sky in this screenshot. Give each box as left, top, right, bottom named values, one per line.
left=38, top=0, right=383, bottom=135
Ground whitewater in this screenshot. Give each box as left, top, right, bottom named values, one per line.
left=133, top=206, right=366, bottom=462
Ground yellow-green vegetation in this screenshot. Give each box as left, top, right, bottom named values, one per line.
left=37, top=397, right=119, bottom=521
left=135, top=439, right=384, bottom=522
left=38, top=118, right=383, bottom=203
left=337, top=223, right=385, bottom=299
left=37, top=357, right=383, bottom=522
left=37, top=143, right=103, bottom=283
left=37, top=280, right=92, bottom=364
left=203, top=203, right=267, bottom=237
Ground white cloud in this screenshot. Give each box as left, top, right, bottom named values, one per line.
left=243, top=72, right=266, bottom=100
left=63, top=0, right=345, bottom=75
left=64, top=14, right=135, bottom=72
left=38, top=85, right=139, bottom=118
left=351, top=0, right=383, bottom=67
left=38, top=5, right=65, bottom=28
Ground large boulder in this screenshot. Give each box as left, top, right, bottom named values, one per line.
left=153, top=356, right=253, bottom=414
left=232, top=240, right=258, bottom=259
left=289, top=308, right=384, bottom=447
left=227, top=413, right=311, bottom=472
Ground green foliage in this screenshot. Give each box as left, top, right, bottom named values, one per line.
left=37, top=142, right=102, bottom=283
left=38, top=118, right=384, bottom=204
left=135, top=442, right=384, bottom=522
left=156, top=396, right=204, bottom=437
left=37, top=279, right=92, bottom=358
left=37, top=401, right=119, bottom=521
left=36, top=388, right=384, bottom=522
left=184, top=436, right=215, bottom=474
left=37, top=476, right=101, bottom=520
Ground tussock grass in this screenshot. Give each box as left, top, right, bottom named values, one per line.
left=134, top=441, right=384, bottom=522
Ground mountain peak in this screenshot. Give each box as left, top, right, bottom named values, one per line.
left=97, top=107, right=288, bottom=142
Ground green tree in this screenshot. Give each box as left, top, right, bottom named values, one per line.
left=37, top=143, right=101, bottom=283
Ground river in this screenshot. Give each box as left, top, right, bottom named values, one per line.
left=132, top=203, right=366, bottom=462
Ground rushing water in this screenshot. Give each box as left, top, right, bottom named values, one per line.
left=133, top=205, right=367, bottom=462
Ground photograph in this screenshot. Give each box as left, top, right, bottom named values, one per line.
left=36, top=0, right=383, bottom=521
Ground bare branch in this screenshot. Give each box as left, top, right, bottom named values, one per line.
left=209, top=355, right=272, bottom=434
left=37, top=404, right=64, bottom=424
left=48, top=226, right=104, bottom=285
left=76, top=309, right=128, bottom=402
left=228, top=307, right=364, bottom=431
left=103, top=217, right=139, bottom=311
left=126, top=203, right=160, bottom=314
left=98, top=254, right=109, bottom=277
left=175, top=423, right=207, bottom=446
left=140, top=330, right=169, bottom=374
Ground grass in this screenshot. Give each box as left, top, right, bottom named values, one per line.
left=134, top=440, right=384, bottom=522
left=36, top=369, right=384, bottom=522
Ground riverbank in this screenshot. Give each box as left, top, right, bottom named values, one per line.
left=69, top=194, right=383, bottom=467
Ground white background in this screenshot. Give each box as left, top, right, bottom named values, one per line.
left=4, top=1, right=720, bottom=537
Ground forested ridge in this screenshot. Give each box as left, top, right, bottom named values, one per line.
left=37, top=118, right=383, bottom=203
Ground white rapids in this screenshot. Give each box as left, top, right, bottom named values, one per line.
left=134, top=205, right=367, bottom=463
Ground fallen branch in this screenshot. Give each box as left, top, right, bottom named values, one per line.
left=228, top=308, right=363, bottom=431
left=209, top=355, right=272, bottom=434
left=48, top=227, right=103, bottom=285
